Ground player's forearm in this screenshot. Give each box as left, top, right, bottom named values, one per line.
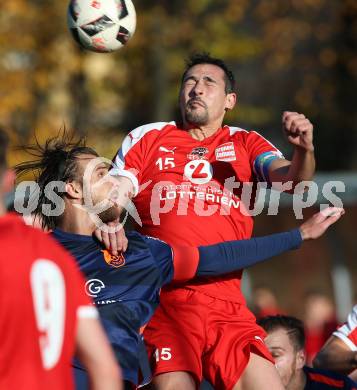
left=289, top=147, right=315, bottom=182
left=76, top=317, right=122, bottom=390
left=313, top=349, right=357, bottom=375
left=270, top=148, right=315, bottom=184
left=196, top=229, right=302, bottom=276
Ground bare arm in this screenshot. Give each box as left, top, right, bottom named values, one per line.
left=268, top=111, right=316, bottom=185
left=313, top=335, right=357, bottom=376
left=76, top=316, right=123, bottom=390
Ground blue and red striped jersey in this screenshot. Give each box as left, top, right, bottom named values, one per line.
left=304, top=366, right=357, bottom=389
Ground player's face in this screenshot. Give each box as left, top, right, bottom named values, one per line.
left=77, top=155, right=122, bottom=223
left=179, top=64, right=236, bottom=128
left=264, top=328, right=301, bottom=387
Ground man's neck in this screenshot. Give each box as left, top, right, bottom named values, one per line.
left=58, top=206, right=95, bottom=236
left=183, top=120, right=224, bottom=141
left=287, top=369, right=306, bottom=390
left=58, top=218, right=95, bottom=236
left=187, top=127, right=212, bottom=141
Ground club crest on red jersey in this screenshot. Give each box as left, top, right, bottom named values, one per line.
left=101, top=250, right=126, bottom=268
left=187, top=146, right=209, bottom=160
left=215, top=142, right=236, bottom=162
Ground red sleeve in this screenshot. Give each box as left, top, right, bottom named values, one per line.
left=245, top=131, right=283, bottom=166
left=171, top=245, right=199, bottom=282
left=244, top=131, right=284, bottom=182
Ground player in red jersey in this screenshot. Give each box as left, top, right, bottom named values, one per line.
left=0, top=130, right=122, bottom=390
left=106, top=53, right=316, bottom=389
left=314, top=305, right=357, bottom=380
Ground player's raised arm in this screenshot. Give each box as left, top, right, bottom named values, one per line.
left=195, top=207, right=343, bottom=277
left=147, top=207, right=344, bottom=283
left=267, top=111, right=316, bottom=185
left=313, top=336, right=357, bottom=376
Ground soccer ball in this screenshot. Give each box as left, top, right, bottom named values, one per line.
left=67, top=0, right=136, bottom=53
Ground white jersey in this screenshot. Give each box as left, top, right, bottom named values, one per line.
left=333, top=305, right=357, bottom=351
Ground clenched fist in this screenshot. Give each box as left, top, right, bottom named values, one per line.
left=282, top=111, right=314, bottom=152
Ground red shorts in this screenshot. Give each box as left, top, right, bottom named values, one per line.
left=144, top=288, right=274, bottom=390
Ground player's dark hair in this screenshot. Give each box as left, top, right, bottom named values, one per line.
left=182, top=52, right=236, bottom=94
left=15, top=131, right=98, bottom=230
left=0, top=128, right=9, bottom=172
left=258, top=315, right=305, bottom=352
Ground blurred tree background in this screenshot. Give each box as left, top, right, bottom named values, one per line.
left=1, top=0, right=356, bottom=168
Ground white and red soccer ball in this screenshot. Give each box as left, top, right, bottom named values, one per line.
left=67, top=0, right=136, bottom=53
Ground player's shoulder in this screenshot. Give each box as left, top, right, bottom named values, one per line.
left=30, top=227, right=75, bottom=265
left=125, top=230, right=152, bottom=250
left=126, top=230, right=166, bottom=244
left=126, top=231, right=169, bottom=252
left=22, top=221, right=59, bottom=247
left=226, top=125, right=282, bottom=157
left=126, top=229, right=146, bottom=241
left=0, top=214, right=74, bottom=267
left=127, top=121, right=176, bottom=142
left=226, top=125, right=268, bottom=140
left=1, top=213, right=46, bottom=243
left=226, top=125, right=249, bottom=137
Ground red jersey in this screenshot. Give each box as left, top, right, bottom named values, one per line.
left=333, top=305, right=357, bottom=351
left=0, top=213, right=97, bottom=390
left=113, top=122, right=282, bottom=302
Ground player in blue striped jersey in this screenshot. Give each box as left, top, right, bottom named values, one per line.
left=15, top=134, right=343, bottom=389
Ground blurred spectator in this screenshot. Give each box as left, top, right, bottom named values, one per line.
left=259, top=315, right=357, bottom=390
left=252, top=285, right=283, bottom=320
left=303, top=292, right=338, bottom=365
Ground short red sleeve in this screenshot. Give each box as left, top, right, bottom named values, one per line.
left=171, top=245, right=199, bottom=281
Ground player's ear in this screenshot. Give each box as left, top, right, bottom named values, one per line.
left=295, top=349, right=306, bottom=370
left=225, top=92, right=237, bottom=111
left=65, top=181, right=82, bottom=200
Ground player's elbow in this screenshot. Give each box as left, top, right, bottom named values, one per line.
left=312, top=352, right=324, bottom=369
left=312, top=348, right=339, bottom=372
